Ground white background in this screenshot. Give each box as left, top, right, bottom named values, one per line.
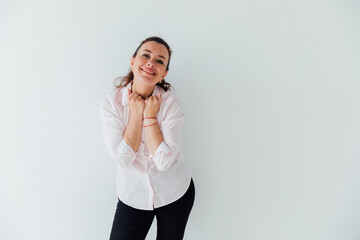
left=1, top=0, right=360, bottom=239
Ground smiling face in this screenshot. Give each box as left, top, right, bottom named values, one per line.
left=130, top=41, right=169, bottom=87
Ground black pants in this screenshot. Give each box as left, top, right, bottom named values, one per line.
left=109, top=179, right=195, bottom=240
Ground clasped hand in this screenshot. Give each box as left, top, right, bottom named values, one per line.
left=127, top=88, right=161, bottom=118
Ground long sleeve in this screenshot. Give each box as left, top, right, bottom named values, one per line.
left=99, top=85, right=192, bottom=210
left=99, top=95, right=136, bottom=168
left=148, top=97, right=184, bottom=171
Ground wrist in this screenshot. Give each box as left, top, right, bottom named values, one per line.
left=143, top=118, right=157, bottom=124
left=130, top=112, right=143, bottom=121
left=144, top=121, right=158, bottom=128
left=144, top=110, right=157, bottom=118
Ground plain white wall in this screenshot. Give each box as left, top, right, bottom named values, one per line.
left=1, top=0, right=360, bottom=239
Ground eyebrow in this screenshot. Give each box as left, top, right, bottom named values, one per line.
left=142, top=49, right=166, bottom=60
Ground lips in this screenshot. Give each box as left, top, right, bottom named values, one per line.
left=141, top=67, right=156, bottom=76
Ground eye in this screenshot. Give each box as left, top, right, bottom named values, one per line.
left=156, top=59, right=164, bottom=65
left=142, top=54, right=149, bottom=58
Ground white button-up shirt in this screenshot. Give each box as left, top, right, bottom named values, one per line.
left=99, top=81, right=192, bottom=210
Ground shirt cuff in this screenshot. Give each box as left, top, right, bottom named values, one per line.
left=116, top=139, right=136, bottom=167
left=149, top=141, right=170, bottom=158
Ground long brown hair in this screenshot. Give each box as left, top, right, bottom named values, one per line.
left=113, top=36, right=173, bottom=91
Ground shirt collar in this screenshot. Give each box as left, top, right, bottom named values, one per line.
left=121, top=81, right=162, bottom=106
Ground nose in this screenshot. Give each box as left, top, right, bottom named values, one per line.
left=147, top=60, right=155, bottom=67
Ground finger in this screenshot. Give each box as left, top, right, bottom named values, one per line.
left=128, top=93, right=134, bottom=101
left=127, top=88, right=131, bottom=95
left=130, top=93, right=138, bottom=100
left=129, top=93, right=139, bottom=103
left=157, top=92, right=162, bottom=105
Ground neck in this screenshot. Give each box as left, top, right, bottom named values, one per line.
left=131, top=80, right=155, bottom=99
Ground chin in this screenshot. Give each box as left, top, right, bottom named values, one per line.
left=136, top=76, right=157, bottom=85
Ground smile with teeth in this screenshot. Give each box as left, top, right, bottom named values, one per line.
left=141, top=68, right=156, bottom=76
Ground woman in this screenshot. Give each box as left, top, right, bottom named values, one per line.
left=99, top=36, right=195, bottom=240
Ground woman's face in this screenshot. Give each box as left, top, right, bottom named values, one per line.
left=130, top=41, right=169, bottom=87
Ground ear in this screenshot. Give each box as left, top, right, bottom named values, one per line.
left=162, top=71, right=168, bottom=79
left=130, top=57, right=135, bottom=69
